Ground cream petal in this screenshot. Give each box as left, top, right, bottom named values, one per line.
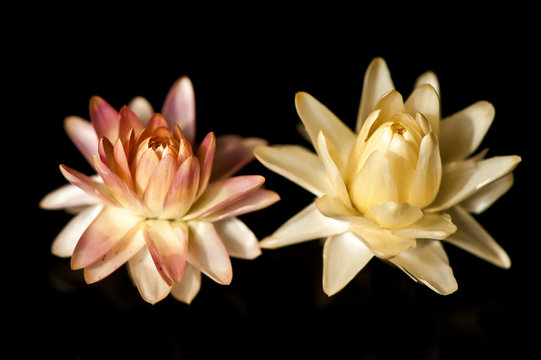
left=187, top=221, right=232, bottom=285
left=195, top=132, right=216, bottom=198
left=59, top=164, right=116, bottom=206
left=51, top=204, right=103, bottom=257
left=428, top=155, right=521, bottom=212
left=162, top=156, right=200, bottom=219
left=389, top=239, right=458, bottom=295
left=142, top=154, right=177, bottom=217
left=349, top=151, right=398, bottom=213
left=161, top=76, right=196, bottom=144
left=365, top=202, right=423, bottom=229
left=213, top=217, right=261, bottom=259
left=170, top=263, right=201, bottom=304
left=393, top=212, right=457, bottom=240
left=71, top=206, right=142, bottom=269
left=89, top=96, right=119, bottom=141
left=142, top=220, right=189, bottom=286
left=444, top=206, right=510, bottom=268
left=439, top=101, right=495, bottom=162
left=322, top=232, right=373, bottom=296
left=295, top=92, right=356, bottom=170
left=64, top=116, right=99, bottom=165
left=414, top=71, right=440, bottom=96
left=184, top=175, right=265, bottom=220
left=349, top=222, right=415, bottom=258
left=408, top=132, right=442, bottom=208
left=202, top=188, right=280, bottom=222
left=259, top=202, right=349, bottom=249
left=128, top=96, right=154, bottom=125
left=367, top=90, right=405, bottom=136
left=460, top=173, right=514, bottom=214
left=212, top=135, right=267, bottom=180
left=404, top=84, right=440, bottom=135
left=40, top=181, right=101, bottom=210
left=84, top=224, right=146, bottom=284
left=254, top=145, right=332, bottom=196
left=357, top=57, right=395, bottom=132
left=317, top=131, right=351, bottom=206
left=128, top=247, right=172, bottom=304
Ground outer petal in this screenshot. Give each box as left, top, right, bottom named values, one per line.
left=259, top=202, right=349, bottom=249
left=439, top=101, right=495, bottom=162
left=295, top=92, right=356, bottom=171
left=162, top=76, right=196, bottom=144
left=128, top=96, right=154, bottom=125
left=254, top=145, right=332, bottom=197
left=317, top=131, right=351, bottom=206
left=40, top=181, right=101, bottom=210
left=211, top=135, right=267, bottom=180
left=389, top=239, right=458, bottom=295
left=444, top=206, right=510, bottom=268
left=213, top=217, right=261, bottom=259
left=393, top=212, right=457, bottom=240
left=202, top=188, right=280, bottom=222
left=428, top=155, right=521, bottom=212
left=187, top=221, right=232, bottom=285
left=84, top=224, right=146, bottom=284
left=460, top=173, right=514, bottom=214
left=51, top=204, right=103, bottom=257
left=170, top=263, right=201, bottom=304
left=404, top=84, right=440, bottom=135
left=142, top=220, right=189, bottom=286
left=357, top=57, right=395, bottom=132
left=64, top=116, right=99, bottom=165
left=89, top=96, right=119, bottom=141
left=322, top=232, right=373, bottom=296
left=195, top=132, right=216, bottom=198
left=59, top=164, right=116, bottom=206
left=414, top=71, right=440, bottom=96
left=71, top=206, right=142, bottom=269
left=129, top=247, right=172, bottom=304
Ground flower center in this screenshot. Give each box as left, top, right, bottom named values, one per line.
left=391, top=122, right=406, bottom=136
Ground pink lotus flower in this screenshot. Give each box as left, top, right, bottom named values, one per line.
left=41, top=77, right=279, bottom=304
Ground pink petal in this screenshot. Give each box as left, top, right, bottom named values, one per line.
left=162, top=156, right=200, bottom=219
left=71, top=206, right=142, bottom=269
left=161, top=76, right=196, bottom=144
left=64, top=116, right=99, bottom=165
left=134, top=148, right=160, bottom=196
left=184, top=175, right=265, bottom=220
left=128, top=247, right=172, bottom=304
left=142, top=220, right=189, bottom=286
left=89, top=96, right=119, bottom=141
left=142, top=154, right=177, bottom=217
left=144, top=113, right=169, bottom=134
left=196, top=132, right=216, bottom=198
left=98, top=137, right=115, bottom=169
left=211, top=135, right=267, bottom=180
left=59, top=164, right=116, bottom=206
left=187, top=221, right=232, bottom=285
left=113, top=139, right=134, bottom=189
left=213, top=217, right=261, bottom=259
left=202, top=188, right=280, bottom=222
left=84, top=223, right=146, bottom=283
left=118, top=105, right=144, bottom=142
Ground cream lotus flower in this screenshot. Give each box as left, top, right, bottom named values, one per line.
left=41, top=77, right=279, bottom=304
left=255, top=57, right=520, bottom=296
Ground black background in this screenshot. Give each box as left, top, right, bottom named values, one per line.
left=10, top=8, right=540, bottom=360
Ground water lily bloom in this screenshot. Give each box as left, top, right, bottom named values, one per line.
left=41, top=77, right=279, bottom=304
left=255, top=58, right=520, bottom=296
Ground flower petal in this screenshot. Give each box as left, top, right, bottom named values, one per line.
left=393, top=212, right=457, bottom=240
left=59, top=164, right=116, bottom=206
left=51, top=204, right=103, bottom=257
left=128, top=247, right=172, bottom=304
left=428, top=155, right=521, bottom=212
left=89, top=96, right=119, bottom=141
left=142, top=220, right=189, bottom=286
left=128, top=96, right=154, bottom=125
left=460, top=173, right=514, bottom=214
left=170, top=263, right=201, bottom=304
left=295, top=92, right=356, bottom=171
left=414, top=71, right=440, bottom=96
left=439, top=101, right=495, bottom=162
left=444, top=206, right=510, bottom=268
left=184, top=175, right=265, bottom=220
left=162, top=76, right=196, bottom=144
left=195, top=132, right=216, bottom=198
left=118, top=106, right=144, bottom=142
left=64, top=116, right=99, bottom=165
left=162, top=156, right=200, bottom=219
left=142, top=154, right=177, bottom=217
left=349, top=222, right=415, bottom=258
left=389, top=239, right=458, bottom=295
left=259, top=202, right=349, bottom=249
left=187, top=221, right=232, bottom=285
left=71, top=206, right=142, bottom=269
left=408, top=132, right=442, bottom=208
left=317, top=131, right=351, bottom=207
left=365, top=202, right=423, bottom=229
left=211, top=135, right=267, bottom=180
left=357, top=57, right=395, bottom=132
left=214, top=217, right=261, bottom=259
left=40, top=181, right=101, bottom=210
left=322, top=232, right=373, bottom=296
left=254, top=145, right=332, bottom=196
left=201, top=188, right=280, bottom=222
left=84, top=223, right=146, bottom=284
left=404, top=84, right=440, bottom=135
left=134, top=147, right=160, bottom=197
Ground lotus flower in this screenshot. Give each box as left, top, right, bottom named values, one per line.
left=41, top=77, right=279, bottom=304
left=255, top=58, right=520, bottom=296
